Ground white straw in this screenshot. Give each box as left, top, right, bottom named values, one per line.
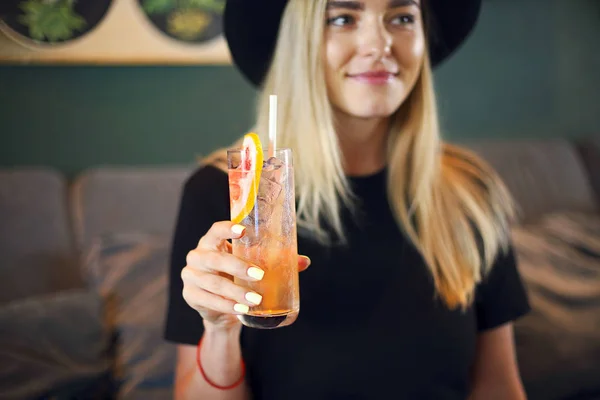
left=268, top=94, right=277, bottom=157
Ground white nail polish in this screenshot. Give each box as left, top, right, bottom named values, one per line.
left=247, top=267, right=265, bottom=281
left=245, top=292, right=262, bottom=305
left=234, top=303, right=249, bottom=314
left=231, top=224, right=245, bottom=235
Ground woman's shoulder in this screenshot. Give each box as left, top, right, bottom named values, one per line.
left=186, top=163, right=227, bottom=188
left=184, top=147, right=229, bottom=191
left=174, top=162, right=230, bottom=232
left=181, top=162, right=229, bottom=206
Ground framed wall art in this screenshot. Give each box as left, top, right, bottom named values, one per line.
left=0, top=0, right=231, bottom=65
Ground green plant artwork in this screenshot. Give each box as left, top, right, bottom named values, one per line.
left=17, top=0, right=87, bottom=43
left=142, top=0, right=176, bottom=14
left=142, top=0, right=225, bottom=41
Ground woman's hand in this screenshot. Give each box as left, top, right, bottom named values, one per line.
left=181, top=221, right=311, bottom=332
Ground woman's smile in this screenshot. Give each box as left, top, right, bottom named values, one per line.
left=347, top=69, right=399, bottom=85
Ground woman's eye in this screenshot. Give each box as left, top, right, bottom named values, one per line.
left=326, top=15, right=355, bottom=27
left=391, top=14, right=415, bottom=25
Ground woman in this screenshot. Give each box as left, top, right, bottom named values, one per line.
left=164, top=0, right=531, bottom=399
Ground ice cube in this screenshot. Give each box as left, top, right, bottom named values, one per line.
left=263, top=156, right=284, bottom=171
left=255, top=198, right=273, bottom=224
left=258, top=157, right=284, bottom=203
left=239, top=228, right=261, bottom=246
left=239, top=215, right=261, bottom=246
left=230, top=159, right=241, bottom=169
left=263, top=157, right=284, bottom=181
left=258, top=175, right=282, bottom=204
left=247, top=199, right=273, bottom=225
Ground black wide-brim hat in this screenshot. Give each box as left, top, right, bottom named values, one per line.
left=224, top=0, right=482, bottom=88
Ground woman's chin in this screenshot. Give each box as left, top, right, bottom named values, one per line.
left=332, top=90, right=405, bottom=119
left=342, top=103, right=400, bottom=119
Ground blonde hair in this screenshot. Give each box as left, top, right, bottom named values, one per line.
left=206, top=0, right=516, bottom=309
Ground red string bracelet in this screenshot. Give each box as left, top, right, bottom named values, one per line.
left=197, top=335, right=246, bottom=390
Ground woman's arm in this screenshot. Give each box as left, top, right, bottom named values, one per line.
left=469, top=323, right=527, bottom=400
left=174, top=324, right=250, bottom=400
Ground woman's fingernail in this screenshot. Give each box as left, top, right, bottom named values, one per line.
left=300, top=256, right=311, bottom=267
left=247, top=267, right=265, bottom=281
left=245, top=292, right=262, bottom=305
left=231, top=224, right=245, bottom=235
left=233, top=303, right=249, bottom=314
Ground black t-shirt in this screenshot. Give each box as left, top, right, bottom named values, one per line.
left=164, top=165, right=530, bottom=400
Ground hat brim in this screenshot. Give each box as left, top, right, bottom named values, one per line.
left=224, top=0, right=482, bottom=87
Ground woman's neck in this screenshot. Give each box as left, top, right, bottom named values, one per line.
left=335, top=112, right=389, bottom=177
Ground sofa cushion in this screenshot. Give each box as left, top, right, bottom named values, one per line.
left=0, top=289, right=114, bottom=399
left=0, top=168, right=81, bottom=304
left=84, top=232, right=176, bottom=398
left=511, top=212, right=600, bottom=400
left=465, top=139, right=597, bottom=224
left=71, top=167, right=193, bottom=251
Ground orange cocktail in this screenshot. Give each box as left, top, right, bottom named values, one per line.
left=227, top=135, right=299, bottom=329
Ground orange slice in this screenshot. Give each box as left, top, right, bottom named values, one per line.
left=229, top=132, right=264, bottom=224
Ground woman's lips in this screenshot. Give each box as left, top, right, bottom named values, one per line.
left=348, top=71, right=397, bottom=85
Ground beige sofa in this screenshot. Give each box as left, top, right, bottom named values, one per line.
left=0, top=137, right=599, bottom=399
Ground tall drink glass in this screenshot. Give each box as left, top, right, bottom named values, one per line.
left=227, top=148, right=300, bottom=329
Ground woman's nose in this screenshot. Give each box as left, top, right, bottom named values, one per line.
left=358, top=18, right=392, bottom=59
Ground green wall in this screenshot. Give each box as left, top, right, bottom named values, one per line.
left=0, top=66, right=257, bottom=177
left=1, top=0, right=598, bottom=177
